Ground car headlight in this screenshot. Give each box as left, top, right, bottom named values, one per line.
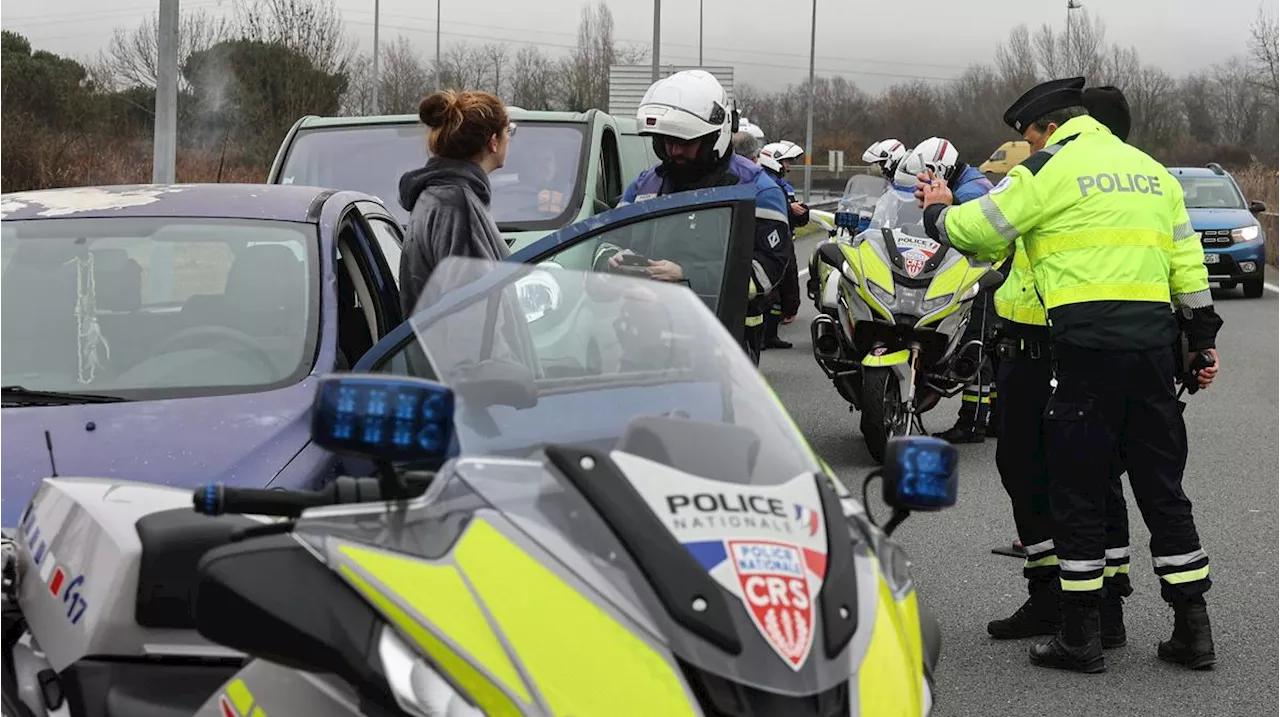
left=1232, top=225, right=1261, bottom=243
left=379, top=625, right=483, bottom=717
left=514, top=261, right=563, bottom=323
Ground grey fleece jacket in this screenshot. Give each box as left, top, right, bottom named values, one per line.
left=398, top=157, right=509, bottom=317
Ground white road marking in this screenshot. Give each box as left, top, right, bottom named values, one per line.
left=1265, top=282, right=1279, bottom=294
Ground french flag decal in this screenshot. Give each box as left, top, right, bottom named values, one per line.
left=794, top=504, right=820, bottom=537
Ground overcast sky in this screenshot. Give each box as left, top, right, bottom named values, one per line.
left=3, top=0, right=1267, bottom=92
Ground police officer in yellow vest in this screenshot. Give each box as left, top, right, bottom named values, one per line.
left=919, top=77, right=1224, bottom=673
left=984, top=80, right=1137, bottom=653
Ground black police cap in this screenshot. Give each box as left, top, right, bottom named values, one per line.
left=1083, top=85, right=1131, bottom=142
left=1003, top=76, right=1086, bottom=133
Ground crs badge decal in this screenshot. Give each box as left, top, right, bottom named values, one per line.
left=730, top=540, right=816, bottom=669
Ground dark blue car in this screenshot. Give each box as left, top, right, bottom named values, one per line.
left=1168, top=163, right=1270, bottom=299
left=2, top=183, right=763, bottom=527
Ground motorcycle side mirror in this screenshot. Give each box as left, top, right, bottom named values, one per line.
left=816, top=241, right=845, bottom=270
left=869, top=436, right=958, bottom=536
left=977, top=270, right=1005, bottom=291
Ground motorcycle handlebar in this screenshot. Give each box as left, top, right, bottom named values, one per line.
left=192, top=476, right=391, bottom=518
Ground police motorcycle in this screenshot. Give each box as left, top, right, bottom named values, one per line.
left=807, top=174, right=893, bottom=310
left=807, top=181, right=1004, bottom=464
left=3, top=255, right=959, bottom=717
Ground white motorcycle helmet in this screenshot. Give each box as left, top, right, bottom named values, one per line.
left=759, top=140, right=804, bottom=173
left=637, top=70, right=735, bottom=164
left=894, top=136, right=960, bottom=188
left=739, top=116, right=766, bottom=141
left=862, top=139, right=907, bottom=172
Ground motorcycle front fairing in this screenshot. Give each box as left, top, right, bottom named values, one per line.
left=199, top=258, right=936, bottom=716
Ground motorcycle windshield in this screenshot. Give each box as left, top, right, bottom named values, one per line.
left=298, top=258, right=884, bottom=700
left=837, top=175, right=890, bottom=215
left=865, top=186, right=926, bottom=236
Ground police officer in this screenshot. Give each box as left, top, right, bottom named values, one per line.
left=759, top=140, right=810, bottom=349
left=600, top=70, right=794, bottom=365
left=919, top=77, right=1223, bottom=673
left=981, top=78, right=1137, bottom=653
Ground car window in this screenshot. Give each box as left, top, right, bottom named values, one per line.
left=278, top=122, right=587, bottom=230
left=365, top=218, right=404, bottom=283
left=990, top=150, right=1006, bottom=161
left=1174, top=176, right=1247, bottom=210
left=1, top=217, right=318, bottom=399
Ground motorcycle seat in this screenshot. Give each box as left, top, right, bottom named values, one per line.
left=134, top=509, right=259, bottom=630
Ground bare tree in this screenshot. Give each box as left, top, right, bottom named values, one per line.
left=563, top=2, right=642, bottom=111
left=509, top=45, right=560, bottom=110
left=1248, top=4, right=1279, bottom=97
left=1033, top=9, right=1106, bottom=78
left=435, top=42, right=488, bottom=91
left=380, top=36, right=430, bottom=113
left=993, top=25, right=1037, bottom=92
left=234, top=0, right=352, bottom=75
left=340, top=52, right=375, bottom=116
left=481, top=43, right=510, bottom=98
left=97, top=9, right=231, bottom=90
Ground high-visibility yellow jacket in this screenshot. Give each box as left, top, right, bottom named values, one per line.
left=929, top=115, right=1215, bottom=349
left=993, top=238, right=1047, bottom=327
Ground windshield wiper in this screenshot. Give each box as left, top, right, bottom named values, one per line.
left=1, top=385, right=130, bottom=406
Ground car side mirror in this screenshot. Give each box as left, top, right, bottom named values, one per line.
left=816, top=241, right=845, bottom=270
left=1249, top=200, right=1267, bottom=214
left=869, top=436, right=958, bottom=536
left=310, top=374, right=455, bottom=463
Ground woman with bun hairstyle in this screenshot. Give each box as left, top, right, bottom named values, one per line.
left=397, top=89, right=513, bottom=315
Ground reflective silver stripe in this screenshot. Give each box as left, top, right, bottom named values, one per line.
left=1154, top=548, right=1207, bottom=568
left=1060, top=558, right=1106, bottom=573
left=1024, top=539, right=1055, bottom=556
left=615, top=199, right=632, bottom=208
left=1043, top=144, right=1064, bottom=156
left=1104, top=547, right=1131, bottom=560
left=978, top=195, right=1019, bottom=242
left=1173, top=221, right=1197, bottom=241
left=751, top=260, right=772, bottom=296
left=935, top=206, right=951, bottom=244
left=1173, top=289, right=1213, bottom=309
left=756, top=207, right=789, bottom=224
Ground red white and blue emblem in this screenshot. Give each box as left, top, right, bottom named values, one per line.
left=794, top=503, right=821, bottom=536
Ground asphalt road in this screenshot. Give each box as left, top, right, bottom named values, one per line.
left=761, top=236, right=1279, bottom=716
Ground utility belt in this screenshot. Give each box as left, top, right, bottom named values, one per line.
left=995, top=336, right=1052, bottom=361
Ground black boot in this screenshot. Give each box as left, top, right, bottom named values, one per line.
left=1157, top=599, right=1216, bottom=670
left=763, top=313, right=792, bottom=350
left=1029, top=594, right=1106, bottom=673
left=988, top=579, right=1061, bottom=639
left=1101, top=578, right=1131, bottom=649
left=934, top=421, right=985, bottom=444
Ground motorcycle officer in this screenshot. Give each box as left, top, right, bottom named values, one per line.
left=862, top=139, right=907, bottom=182
left=759, top=140, right=811, bottom=349
left=894, top=137, right=1000, bottom=443
left=920, top=76, right=1223, bottom=673
left=597, top=70, right=794, bottom=365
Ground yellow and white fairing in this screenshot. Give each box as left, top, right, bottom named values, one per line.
left=832, top=190, right=994, bottom=367
left=270, top=257, right=935, bottom=716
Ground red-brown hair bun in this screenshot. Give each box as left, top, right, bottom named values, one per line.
left=418, top=89, right=508, bottom=160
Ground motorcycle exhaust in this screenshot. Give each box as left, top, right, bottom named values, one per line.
left=949, top=340, right=984, bottom=381
left=811, top=314, right=842, bottom=358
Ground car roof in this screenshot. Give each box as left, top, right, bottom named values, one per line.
left=296, top=107, right=595, bottom=130
left=1167, top=167, right=1233, bottom=179
left=0, top=183, right=365, bottom=222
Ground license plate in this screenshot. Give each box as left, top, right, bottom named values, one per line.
left=1203, top=253, right=1220, bottom=264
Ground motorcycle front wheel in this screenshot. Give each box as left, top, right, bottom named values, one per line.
left=859, top=366, right=909, bottom=463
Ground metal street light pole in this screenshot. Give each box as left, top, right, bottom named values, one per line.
left=1066, top=0, right=1082, bottom=74
left=436, top=0, right=442, bottom=88
left=153, top=0, right=178, bottom=184
left=652, top=0, right=661, bottom=82
left=372, top=0, right=380, bottom=113
left=802, top=0, right=816, bottom=204
left=699, top=0, right=703, bottom=66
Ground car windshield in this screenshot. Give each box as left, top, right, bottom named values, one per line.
left=1, top=217, right=317, bottom=401
left=278, top=122, right=587, bottom=229
left=1175, top=175, right=1246, bottom=210
left=378, top=256, right=820, bottom=485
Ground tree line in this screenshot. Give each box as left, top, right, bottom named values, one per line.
left=2, top=0, right=1276, bottom=199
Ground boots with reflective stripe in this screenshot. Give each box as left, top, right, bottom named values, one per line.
left=1029, top=594, right=1105, bottom=673
left=1157, top=599, right=1216, bottom=670
left=988, top=578, right=1061, bottom=640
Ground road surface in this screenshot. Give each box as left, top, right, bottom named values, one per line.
left=761, top=236, right=1279, bottom=716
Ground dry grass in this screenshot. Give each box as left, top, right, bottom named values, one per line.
left=1234, top=164, right=1279, bottom=211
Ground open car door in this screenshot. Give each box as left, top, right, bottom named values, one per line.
left=354, top=184, right=761, bottom=372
